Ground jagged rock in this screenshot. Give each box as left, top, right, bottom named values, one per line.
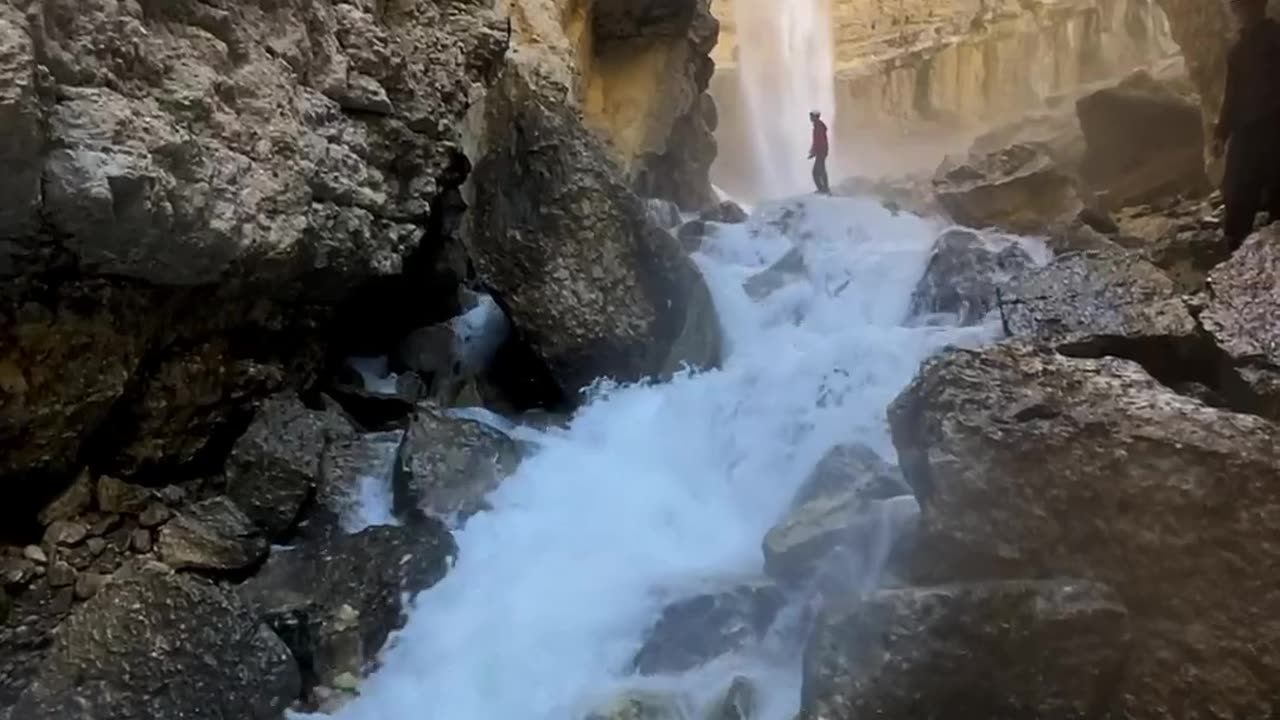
left=329, top=367, right=424, bottom=429
left=394, top=405, right=521, bottom=522
left=309, top=429, right=403, bottom=535
left=1076, top=70, right=1209, bottom=209
left=225, top=394, right=353, bottom=539
left=909, top=228, right=1033, bottom=325
left=238, top=521, right=454, bottom=702
left=157, top=497, right=268, bottom=572
left=743, top=247, right=806, bottom=301
left=0, top=581, right=77, bottom=709
left=1202, top=225, right=1280, bottom=419
left=707, top=677, right=756, bottom=720
left=790, top=444, right=909, bottom=512
left=468, top=70, right=722, bottom=397
left=12, top=564, right=299, bottom=720
left=633, top=582, right=785, bottom=675
left=1043, top=219, right=1123, bottom=255
left=1000, top=250, right=1200, bottom=366
left=888, top=343, right=1280, bottom=718
left=586, top=690, right=688, bottom=720
left=644, top=198, right=684, bottom=229
left=397, top=291, right=512, bottom=407
left=95, top=476, right=151, bottom=515
left=801, top=580, right=1130, bottom=720
left=933, top=144, right=1084, bottom=234
left=699, top=201, right=749, bottom=225
left=36, top=470, right=93, bottom=525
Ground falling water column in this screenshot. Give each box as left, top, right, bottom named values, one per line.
left=733, top=0, right=837, bottom=199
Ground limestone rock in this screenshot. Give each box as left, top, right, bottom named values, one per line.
left=632, top=582, right=785, bottom=675
left=1077, top=70, right=1209, bottom=209
left=226, top=394, right=353, bottom=539
left=586, top=690, right=688, bottom=720
left=801, top=580, right=1130, bottom=720
left=707, top=677, right=756, bottom=720
left=12, top=564, right=299, bottom=720
left=1202, top=225, right=1280, bottom=419
left=933, top=144, right=1084, bottom=234
left=468, top=70, right=722, bottom=397
left=394, top=406, right=521, bottom=522
left=909, top=228, right=1033, bottom=326
left=888, top=343, right=1280, bottom=718
left=157, top=497, right=267, bottom=572
left=238, top=521, right=454, bottom=701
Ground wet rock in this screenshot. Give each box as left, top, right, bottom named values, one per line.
left=790, top=444, right=909, bottom=513
left=1201, top=226, right=1280, bottom=419
left=313, top=430, right=404, bottom=534
left=910, top=228, right=1033, bottom=325
left=36, top=470, right=93, bottom=525
left=238, top=521, right=454, bottom=699
left=95, top=475, right=151, bottom=515
left=225, top=394, right=353, bottom=539
left=764, top=491, right=918, bottom=589
left=394, top=406, right=521, bottom=522
left=585, top=690, right=688, bottom=720
left=708, top=677, right=756, bottom=720
left=933, top=143, right=1084, bottom=234
left=42, top=520, right=87, bottom=547
left=644, top=198, right=684, bottom=229
left=633, top=582, right=785, bottom=675
left=157, top=497, right=268, bottom=572
left=468, top=70, right=722, bottom=398
left=699, top=201, right=749, bottom=225
left=21, top=545, right=46, bottom=564
left=801, top=580, right=1130, bottom=719
left=13, top=564, right=299, bottom=720
left=888, top=343, right=1280, bottom=718
left=1077, top=70, right=1209, bottom=210
left=744, top=247, right=807, bottom=301
left=676, top=219, right=713, bottom=253
left=329, top=368, right=423, bottom=429
left=138, top=503, right=171, bottom=529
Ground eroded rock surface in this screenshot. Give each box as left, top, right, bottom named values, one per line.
left=394, top=405, right=521, bottom=522
left=157, top=496, right=268, bottom=572
left=909, top=228, right=1033, bottom=325
left=633, top=582, right=784, bottom=675
left=933, top=144, right=1084, bottom=234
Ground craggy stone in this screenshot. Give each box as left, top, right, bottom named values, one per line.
left=157, top=497, right=268, bottom=572
left=394, top=405, right=521, bottom=522
left=801, top=580, right=1130, bottom=720
left=1202, top=226, right=1280, bottom=419
left=889, top=343, right=1280, bottom=719
left=633, top=582, right=785, bottom=675
left=316, top=430, right=404, bottom=533
left=933, top=144, right=1084, bottom=234
left=13, top=564, right=299, bottom=720
left=95, top=476, right=151, bottom=515
left=909, top=228, right=1033, bottom=325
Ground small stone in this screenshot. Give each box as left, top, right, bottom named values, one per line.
left=131, top=529, right=153, bottom=554
left=97, top=476, right=153, bottom=514
left=22, top=545, right=47, bottom=564
left=37, top=469, right=94, bottom=525
left=47, top=561, right=76, bottom=588
left=90, top=548, right=124, bottom=575
left=139, top=503, right=172, bottom=528
left=43, top=520, right=88, bottom=547
left=51, top=586, right=74, bottom=614
left=331, top=672, right=360, bottom=692
left=87, top=513, right=122, bottom=537
left=65, top=545, right=95, bottom=571
left=1, top=557, right=36, bottom=586
left=86, top=537, right=106, bottom=557
left=74, top=572, right=108, bottom=600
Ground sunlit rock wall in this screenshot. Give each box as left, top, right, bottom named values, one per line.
left=711, top=0, right=1179, bottom=188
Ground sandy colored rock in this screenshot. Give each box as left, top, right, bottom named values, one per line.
left=933, top=144, right=1085, bottom=234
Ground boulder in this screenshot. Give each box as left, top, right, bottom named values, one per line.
left=313, top=430, right=404, bottom=534
left=394, top=405, right=521, bottom=522
left=743, top=247, right=806, bottom=301
left=790, top=443, right=909, bottom=512
left=933, top=144, right=1084, bottom=234
left=95, top=475, right=151, bottom=515
left=238, top=521, right=454, bottom=701
left=157, top=497, right=268, bottom=572
left=801, top=580, right=1130, bottom=720
left=225, top=394, right=353, bottom=539
left=467, top=70, right=722, bottom=397
left=585, top=690, right=688, bottom=720
left=909, top=228, right=1033, bottom=326
left=1201, top=225, right=1280, bottom=419
left=707, top=677, right=756, bottom=720
left=12, top=564, right=299, bottom=720
left=699, top=201, right=749, bottom=225
left=644, top=198, right=684, bottom=229
left=632, top=582, right=785, bottom=675
left=888, top=342, right=1280, bottom=718
left=1076, top=70, right=1209, bottom=209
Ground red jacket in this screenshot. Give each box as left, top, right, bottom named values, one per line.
left=810, top=120, right=829, bottom=157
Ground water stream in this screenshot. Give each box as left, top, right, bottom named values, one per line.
left=312, top=195, right=1005, bottom=720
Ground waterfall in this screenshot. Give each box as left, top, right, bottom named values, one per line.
left=301, top=195, right=1009, bottom=720
left=732, top=0, right=838, bottom=199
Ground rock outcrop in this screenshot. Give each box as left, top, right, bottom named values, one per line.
left=933, top=144, right=1085, bottom=234
left=801, top=580, right=1130, bottom=720
left=909, top=228, right=1033, bottom=325
left=888, top=342, right=1280, bottom=719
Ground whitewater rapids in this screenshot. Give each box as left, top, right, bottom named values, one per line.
left=311, top=195, right=1007, bottom=720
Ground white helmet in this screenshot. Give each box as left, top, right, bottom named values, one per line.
left=809, top=110, right=821, bottom=118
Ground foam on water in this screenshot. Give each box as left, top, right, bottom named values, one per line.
left=313, top=195, right=1001, bottom=720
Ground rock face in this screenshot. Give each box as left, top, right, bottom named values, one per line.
left=467, top=69, right=722, bottom=396
left=909, top=228, right=1033, bottom=325
left=238, top=521, right=454, bottom=701
left=12, top=565, right=300, bottom=720
left=394, top=405, right=521, bottom=521
left=1152, top=0, right=1238, bottom=122
left=933, top=144, right=1084, bottom=234
left=632, top=582, right=785, bottom=675
left=889, top=342, right=1280, bottom=719
left=1202, top=226, right=1280, bottom=419
left=801, top=580, right=1131, bottom=720
left=1077, top=70, right=1208, bottom=210
left=0, top=0, right=508, bottom=504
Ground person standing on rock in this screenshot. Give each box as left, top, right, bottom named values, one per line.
left=809, top=110, right=832, bottom=195
left=1212, top=0, right=1280, bottom=251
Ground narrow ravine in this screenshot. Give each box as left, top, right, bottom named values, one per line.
left=314, top=195, right=1015, bottom=720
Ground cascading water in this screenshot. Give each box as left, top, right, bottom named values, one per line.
left=304, top=195, right=1012, bottom=720
left=732, top=0, right=837, bottom=199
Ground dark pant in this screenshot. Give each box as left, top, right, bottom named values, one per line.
left=1223, top=124, right=1280, bottom=250
left=812, top=154, right=830, bottom=195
